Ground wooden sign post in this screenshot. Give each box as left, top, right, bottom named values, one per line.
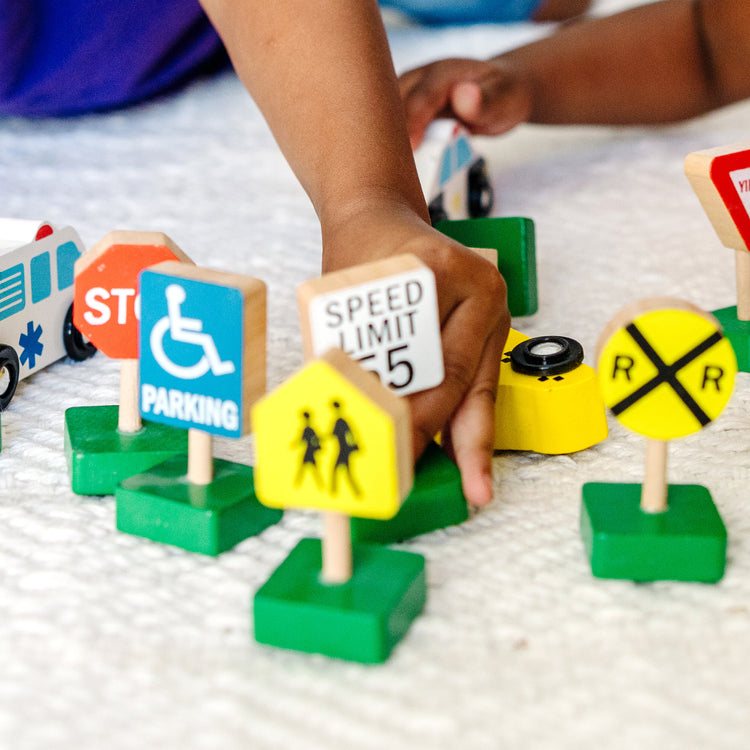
left=298, top=254, right=472, bottom=544
left=581, top=298, right=736, bottom=582
left=65, top=231, right=192, bottom=495
left=115, top=261, right=281, bottom=556
left=252, top=349, right=426, bottom=663
left=686, top=142, right=750, bottom=369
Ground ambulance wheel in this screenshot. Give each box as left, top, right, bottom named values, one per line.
left=63, top=304, right=97, bottom=362
left=0, top=345, right=20, bottom=410
left=468, top=159, right=494, bottom=218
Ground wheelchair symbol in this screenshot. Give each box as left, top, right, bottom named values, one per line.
left=150, top=283, right=236, bottom=380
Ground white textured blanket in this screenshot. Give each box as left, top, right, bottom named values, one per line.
left=1, top=2, right=749, bottom=748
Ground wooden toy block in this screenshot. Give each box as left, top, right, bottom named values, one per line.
left=435, top=216, right=538, bottom=317
left=0, top=219, right=95, bottom=408
left=116, top=456, right=281, bottom=556
left=64, top=405, right=187, bottom=496
left=686, top=142, right=750, bottom=365
left=582, top=298, right=736, bottom=582
left=66, top=231, right=193, bottom=494
left=581, top=483, right=727, bottom=582
left=252, top=349, right=424, bottom=661
left=297, top=254, right=443, bottom=396
left=350, top=441, right=468, bottom=544
left=115, top=262, right=278, bottom=553
left=494, top=328, right=608, bottom=454
left=254, top=538, right=426, bottom=664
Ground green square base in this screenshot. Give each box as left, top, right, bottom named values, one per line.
left=436, top=216, right=537, bottom=316
left=712, top=305, right=750, bottom=372
left=116, top=455, right=282, bottom=556
left=64, top=405, right=188, bottom=495
left=254, top=538, right=426, bottom=663
left=581, top=482, right=727, bottom=582
left=351, top=441, right=468, bottom=544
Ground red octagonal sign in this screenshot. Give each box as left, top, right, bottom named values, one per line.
left=74, top=231, right=192, bottom=359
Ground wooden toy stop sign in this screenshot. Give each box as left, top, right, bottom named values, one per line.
left=74, top=231, right=192, bottom=360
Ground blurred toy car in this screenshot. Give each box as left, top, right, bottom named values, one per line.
left=0, top=219, right=95, bottom=408
left=413, top=120, right=494, bottom=225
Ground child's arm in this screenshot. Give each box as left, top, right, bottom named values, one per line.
left=199, top=0, right=509, bottom=506
left=400, top=0, right=750, bottom=146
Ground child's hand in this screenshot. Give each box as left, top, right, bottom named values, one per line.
left=399, top=58, right=532, bottom=148
left=321, top=199, right=509, bottom=507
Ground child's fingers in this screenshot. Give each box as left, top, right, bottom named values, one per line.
left=400, top=59, right=531, bottom=144
left=407, top=256, right=508, bottom=506
left=450, top=81, right=484, bottom=123
left=443, top=322, right=505, bottom=506
left=434, top=273, right=507, bottom=507
left=399, top=58, right=488, bottom=145
left=450, top=67, right=532, bottom=135
left=399, top=64, right=455, bottom=147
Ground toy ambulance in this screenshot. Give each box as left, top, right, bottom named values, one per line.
left=0, top=219, right=95, bottom=408
left=413, top=119, right=494, bottom=225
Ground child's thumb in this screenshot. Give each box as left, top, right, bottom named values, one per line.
left=451, top=76, right=530, bottom=135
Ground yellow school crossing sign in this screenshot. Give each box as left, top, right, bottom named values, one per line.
left=252, top=348, right=413, bottom=520
left=597, top=299, right=737, bottom=440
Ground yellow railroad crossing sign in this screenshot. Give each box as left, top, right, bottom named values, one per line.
left=597, top=299, right=737, bottom=440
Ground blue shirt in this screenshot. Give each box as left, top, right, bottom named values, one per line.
left=381, top=0, right=543, bottom=24
left=0, top=0, right=542, bottom=117
left=0, top=0, right=228, bottom=116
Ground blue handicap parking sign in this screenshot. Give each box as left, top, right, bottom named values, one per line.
left=139, top=268, right=246, bottom=438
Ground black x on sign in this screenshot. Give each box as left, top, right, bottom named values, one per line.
left=598, top=304, right=736, bottom=440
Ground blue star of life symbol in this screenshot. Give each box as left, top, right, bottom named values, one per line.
left=19, top=321, right=44, bottom=368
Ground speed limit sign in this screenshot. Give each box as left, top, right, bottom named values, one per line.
left=297, top=254, right=443, bottom=396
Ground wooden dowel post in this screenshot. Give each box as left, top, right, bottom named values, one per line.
left=188, top=428, right=213, bottom=485
left=735, top=248, right=750, bottom=321
left=118, top=358, right=142, bottom=433
left=641, top=438, right=668, bottom=513
left=322, top=512, right=352, bottom=584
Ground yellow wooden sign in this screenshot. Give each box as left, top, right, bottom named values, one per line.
left=252, top=349, right=412, bottom=519
left=597, top=299, right=736, bottom=440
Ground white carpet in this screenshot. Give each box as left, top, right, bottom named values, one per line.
left=1, top=2, right=749, bottom=748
